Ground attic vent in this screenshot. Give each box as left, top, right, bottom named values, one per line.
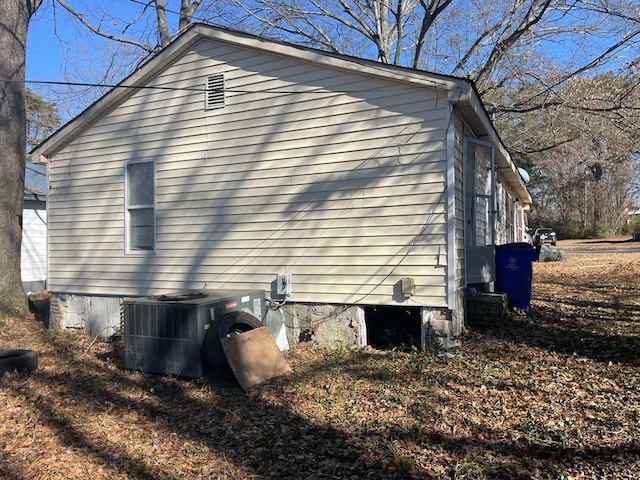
left=205, top=74, right=225, bottom=110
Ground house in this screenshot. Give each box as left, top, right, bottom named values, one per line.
left=32, top=24, right=531, bottom=348
left=22, top=162, right=47, bottom=293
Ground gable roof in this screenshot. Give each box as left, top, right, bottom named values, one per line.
left=31, top=23, right=530, bottom=204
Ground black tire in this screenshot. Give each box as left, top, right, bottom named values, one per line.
left=0, top=349, right=38, bottom=377
left=203, top=311, right=262, bottom=377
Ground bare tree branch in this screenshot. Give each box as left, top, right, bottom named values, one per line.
left=413, top=0, right=453, bottom=69
left=474, top=0, right=553, bottom=91
left=505, top=25, right=640, bottom=110
left=55, top=0, right=159, bottom=53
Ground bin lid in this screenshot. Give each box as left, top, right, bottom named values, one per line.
left=496, top=242, right=535, bottom=249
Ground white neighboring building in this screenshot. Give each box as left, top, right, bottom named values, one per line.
left=22, top=162, right=47, bottom=292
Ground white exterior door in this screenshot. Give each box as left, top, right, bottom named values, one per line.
left=464, top=138, right=495, bottom=286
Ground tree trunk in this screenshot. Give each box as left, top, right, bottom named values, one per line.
left=154, top=0, right=171, bottom=48
left=0, top=0, right=41, bottom=320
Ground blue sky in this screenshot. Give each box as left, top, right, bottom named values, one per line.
left=26, top=0, right=186, bottom=83
left=26, top=1, right=156, bottom=118
left=25, top=0, right=639, bottom=121
left=27, top=4, right=66, bottom=84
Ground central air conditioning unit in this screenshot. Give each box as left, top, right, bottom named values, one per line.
left=123, top=290, right=265, bottom=378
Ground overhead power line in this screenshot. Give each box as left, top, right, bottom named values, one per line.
left=20, top=78, right=207, bottom=92
left=2, top=77, right=411, bottom=95
left=15, top=77, right=334, bottom=94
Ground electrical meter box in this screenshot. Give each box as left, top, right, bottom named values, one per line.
left=123, top=290, right=265, bottom=378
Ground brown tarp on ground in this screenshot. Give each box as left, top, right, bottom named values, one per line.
left=221, top=326, right=292, bottom=390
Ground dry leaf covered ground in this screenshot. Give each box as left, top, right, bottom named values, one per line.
left=1, top=239, right=639, bottom=479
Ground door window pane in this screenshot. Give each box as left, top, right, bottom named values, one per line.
left=475, top=197, right=488, bottom=246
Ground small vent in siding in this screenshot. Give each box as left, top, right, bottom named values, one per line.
left=205, top=74, right=225, bottom=110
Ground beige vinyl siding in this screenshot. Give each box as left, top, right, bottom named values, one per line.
left=48, top=39, right=450, bottom=306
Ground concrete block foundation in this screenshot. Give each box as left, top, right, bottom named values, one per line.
left=466, top=290, right=508, bottom=327
left=49, top=293, right=122, bottom=337
left=49, top=292, right=462, bottom=350
left=281, top=303, right=366, bottom=349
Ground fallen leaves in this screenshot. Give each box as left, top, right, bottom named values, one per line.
left=1, top=245, right=639, bottom=479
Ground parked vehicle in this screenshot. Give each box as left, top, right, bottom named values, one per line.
left=533, top=227, right=557, bottom=246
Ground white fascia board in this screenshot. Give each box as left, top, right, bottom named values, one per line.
left=195, top=25, right=464, bottom=93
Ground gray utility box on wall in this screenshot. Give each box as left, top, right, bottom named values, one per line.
left=123, top=290, right=265, bottom=378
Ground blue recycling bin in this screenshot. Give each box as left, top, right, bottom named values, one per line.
left=495, top=242, right=536, bottom=309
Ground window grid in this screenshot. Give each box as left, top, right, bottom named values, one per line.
left=125, top=160, right=156, bottom=254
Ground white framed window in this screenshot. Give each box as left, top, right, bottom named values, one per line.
left=125, top=160, right=155, bottom=253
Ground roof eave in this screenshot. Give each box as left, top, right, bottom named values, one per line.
left=448, top=81, right=531, bottom=205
